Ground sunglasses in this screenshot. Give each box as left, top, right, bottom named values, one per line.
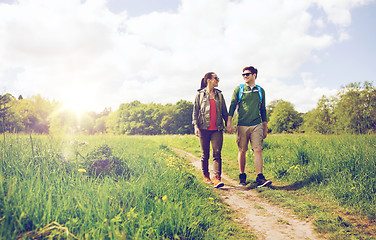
left=242, top=73, right=253, bottom=77
left=213, top=77, right=219, bottom=80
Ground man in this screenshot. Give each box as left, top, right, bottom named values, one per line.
left=227, top=66, right=271, bottom=187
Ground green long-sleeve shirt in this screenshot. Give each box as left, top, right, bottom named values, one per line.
left=228, top=85, right=267, bottom=126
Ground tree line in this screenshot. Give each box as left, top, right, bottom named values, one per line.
left=1, top=81, right=375, bottom=135
left=0, top=94, right=194, bottom=135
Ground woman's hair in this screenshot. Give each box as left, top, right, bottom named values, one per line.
left=242, top=66, right=258, bottom=79
left=200, top=72, right=215, bottom=89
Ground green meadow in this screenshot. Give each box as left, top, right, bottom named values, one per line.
left=1, top=134, right=376, bottom=239
left=157, top=134, right=376, bottom=239
left=0, top=134, right=253, bottom=240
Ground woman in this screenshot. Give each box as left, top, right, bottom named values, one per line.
left=192, top=72, right=229, bottom=188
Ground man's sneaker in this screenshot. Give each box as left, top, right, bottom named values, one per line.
left=256, top=174, right=272, bottom=188
left=203, top=172, right=212, bottom=184
left=239, top=173, right=247, bottom=186
left=213, top=175, right=224, bottom=188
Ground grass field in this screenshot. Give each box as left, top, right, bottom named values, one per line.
left=0, top=134, right=253, bottom=239
left=1, top=133, right=376, bottom=239
left=157, top=134, right=376, bottom=240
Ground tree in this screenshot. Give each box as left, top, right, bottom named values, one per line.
left=0, top=93, right=16, bottom=132
left=174, top=100, right=194, bottom=134
left=94, top=116, right=107, bottom=134
left=10, top=95, right=53, bottom=134
left=301, top=96, right=335, bottom=134
left=79, top=111, right=95, bottom=134
left=268, top=100, right=302, bottom=133
left=334, top=82, right=376, bottom=134
left=107, top=100, right=194, bottom=135
left=103, top=111, right=118, bottom=135
left=266, top=99, right=283, bottom=122
left=160, top=104, right=176, bottom=134
left=49, top=103, right=79, bottom=135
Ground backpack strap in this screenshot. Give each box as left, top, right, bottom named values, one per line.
left=256, top=85, right=262, bottom=103
left=238, top=84, right=262, bottom=103
left=238, top=84, right=244, bottom=102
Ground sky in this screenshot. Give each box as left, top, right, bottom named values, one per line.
left=0, top=0, right=375, bottom=113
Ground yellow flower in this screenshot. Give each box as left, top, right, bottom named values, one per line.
left=78, top=168, right=86, bottom=173
left=162, top=195, right=167, bottom=201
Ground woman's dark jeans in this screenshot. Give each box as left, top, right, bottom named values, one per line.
left=199, top=129, right=223, bottom=176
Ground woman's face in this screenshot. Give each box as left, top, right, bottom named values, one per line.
left=210, top=73, right=219, bottom=87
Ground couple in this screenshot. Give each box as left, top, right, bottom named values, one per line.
left=192, top=66, right=271, bottom=188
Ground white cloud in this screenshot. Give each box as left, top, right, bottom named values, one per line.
left=0, top=0, right=372, bottom=113
left=314, top=0, right=374, bottom=26
left=314, top=0, right=374, bottom=43
left=266, top=72, right=338, bottom=113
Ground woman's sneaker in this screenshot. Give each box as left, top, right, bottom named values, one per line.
left=256, top=174, right=272, bottom=188
left=239, top=173, right=247, bottom=186
left=213, top=175, right=224, bottom=188
left=203, top=172, right=212, bottom=184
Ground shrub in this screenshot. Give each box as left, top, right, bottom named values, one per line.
left=84, top=144, right=131, bottom=178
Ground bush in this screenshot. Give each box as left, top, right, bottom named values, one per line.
left=84, top=144, right=131, bottom=178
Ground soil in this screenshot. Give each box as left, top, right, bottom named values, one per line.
left=173, top=148, right=323, bottom=240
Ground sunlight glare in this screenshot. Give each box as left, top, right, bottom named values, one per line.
left=60, top=88, right=95, bottom=115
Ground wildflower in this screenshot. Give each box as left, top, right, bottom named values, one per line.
left=162, top=195, right=167, bottom=201
left=78, top=168, right=86, bottom=173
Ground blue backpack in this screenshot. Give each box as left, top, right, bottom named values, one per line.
left=238, top=84, right=263, bottom=103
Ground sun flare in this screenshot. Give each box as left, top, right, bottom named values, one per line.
left=59, top=87, right=96, bottom=114
left=61, top=100, right=90, bottom=115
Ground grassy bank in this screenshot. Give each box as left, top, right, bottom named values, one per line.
left=0, top=134, right=253, bottom=239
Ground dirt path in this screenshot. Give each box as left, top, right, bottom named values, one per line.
left=172, top=148, right=323, bottom=240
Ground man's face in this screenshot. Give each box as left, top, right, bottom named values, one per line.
left=242, top=70, right=255, bottom=84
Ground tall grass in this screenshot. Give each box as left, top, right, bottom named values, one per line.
left=159, top=134, right=376, bottom=218
left=262, top=134, right=376, bottom=218
left=0, top=134, right=253, bottom=239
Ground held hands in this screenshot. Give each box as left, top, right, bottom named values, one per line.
left=227, top=124, right=235, bottom=134
left=226, top=117, right=234, bottom=134
left=195, top=124, right=235, bottom=136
